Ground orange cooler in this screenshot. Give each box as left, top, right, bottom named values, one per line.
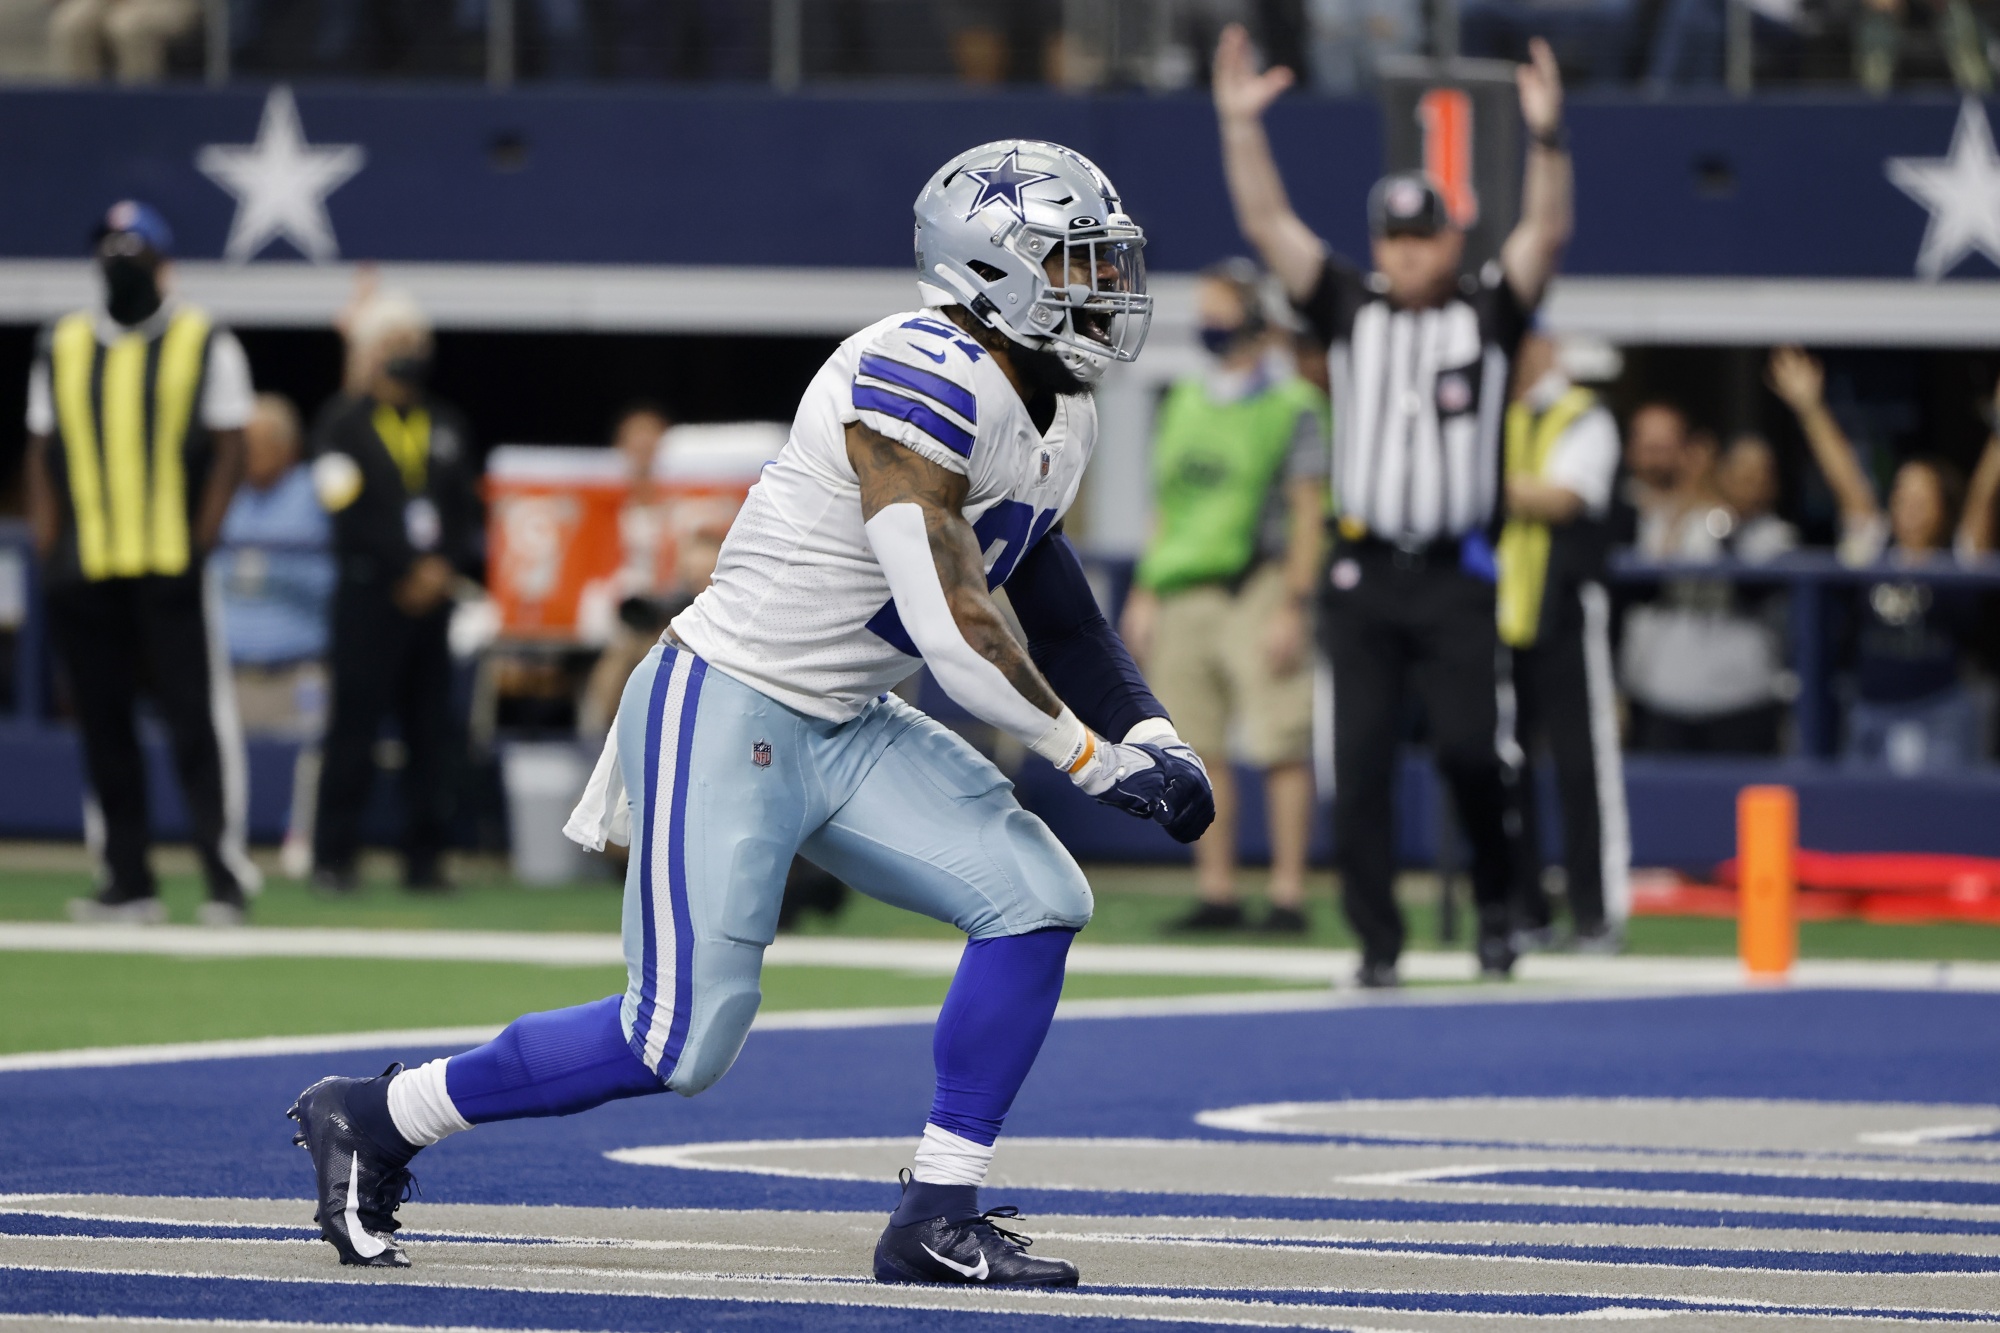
left=485, top=425, right=784, bottom=641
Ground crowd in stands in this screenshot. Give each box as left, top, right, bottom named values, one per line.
left=1617, top=349, right=2000, bottom=771
left=0, top=0, right=1988, bottom=91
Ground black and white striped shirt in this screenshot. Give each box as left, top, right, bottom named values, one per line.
left=1297, top=256, right=1529, bottom=544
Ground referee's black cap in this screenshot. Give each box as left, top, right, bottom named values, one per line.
left=1367, top=173, right=1451, bottom=239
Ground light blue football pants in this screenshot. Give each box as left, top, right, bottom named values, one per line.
left=618, top=643, right=1094, bottom=1094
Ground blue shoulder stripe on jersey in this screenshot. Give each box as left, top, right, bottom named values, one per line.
left=852, top=385, right=975, bottom=458
left=856, top=353, right=978, bottom=424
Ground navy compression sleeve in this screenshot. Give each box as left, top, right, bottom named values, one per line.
left=1008, top=530, right=1166, bottom=742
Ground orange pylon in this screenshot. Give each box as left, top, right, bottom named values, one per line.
left=1738, top=785, right=1797, bottom=979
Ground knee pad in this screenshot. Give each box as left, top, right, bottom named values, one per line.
left=972, top=802, right=1094, bottom=938
left=663, top=940, right=765, bottom=1096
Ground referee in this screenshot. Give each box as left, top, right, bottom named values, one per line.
left=1214, top=27, right=1572, bottom=984
left=24, top=201, right=260, bottom=924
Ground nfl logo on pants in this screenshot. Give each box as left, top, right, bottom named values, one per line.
left=751, top=740, right=772, bottom=768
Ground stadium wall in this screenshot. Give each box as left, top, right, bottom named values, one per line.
left=0, top=88, right=1996, bottom=343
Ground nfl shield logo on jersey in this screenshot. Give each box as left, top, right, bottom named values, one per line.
left=1036, top=448, right=1054, bottom=484
left=752, top=740, right=773, bottom=768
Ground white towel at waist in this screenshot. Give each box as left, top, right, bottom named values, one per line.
left=563, top=717, right=630, bottom=850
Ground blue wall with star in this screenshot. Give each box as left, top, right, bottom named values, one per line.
left=2, top=86, right=1997, bottom=279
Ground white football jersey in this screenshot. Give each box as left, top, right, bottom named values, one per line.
left=671, top=309, right=1095, bottom=722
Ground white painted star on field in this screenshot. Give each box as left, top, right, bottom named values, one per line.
left=1885, top=98, right=2000, bottom=281
left=196, top=85, right=365, bottom=263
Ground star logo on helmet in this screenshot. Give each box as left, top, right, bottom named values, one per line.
left=962, top=149, right=1058, bottom=223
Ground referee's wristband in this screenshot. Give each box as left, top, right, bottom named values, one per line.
left=1531, top=124, right=1568, bottom=151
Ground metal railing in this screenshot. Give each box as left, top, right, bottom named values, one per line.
left=172, top=0, right=1961, bottom=95
left=1606, top=550, right=2000, bottom=759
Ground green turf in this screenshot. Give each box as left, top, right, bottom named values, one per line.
left=0, top=951, right=1305, bottom=1056
left=4, top=858, right=1998, bottom=960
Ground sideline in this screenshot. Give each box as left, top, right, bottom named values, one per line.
left=6, top=966, right=1997, bottom=1075
left=3, top=921, right=1999, bottom=991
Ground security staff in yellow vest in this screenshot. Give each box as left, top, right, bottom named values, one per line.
left=23, top=200, right=260, bottom=924
left=308, top=291, right=478, bottom=894
left=1495, top=332, right=1628, bottom=952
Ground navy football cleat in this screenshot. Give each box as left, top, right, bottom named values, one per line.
left=874, top=1174, right=1078, bottom=1287
left=288, top=1065, right=417, bottom=1268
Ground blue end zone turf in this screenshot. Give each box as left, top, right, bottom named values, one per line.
left=7, top=989, right=2000, bottom=1330
left=3, top=989, right=1997, bottom=1209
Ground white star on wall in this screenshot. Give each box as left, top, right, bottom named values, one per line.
left=1885, top=98, right=2000, bottom=281
left=196, top=86, right=365, bottom=263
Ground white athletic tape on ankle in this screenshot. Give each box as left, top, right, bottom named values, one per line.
left=911, top=1123, right=995, bottom=1187
left=386, top=1058, right=472, bottom=1147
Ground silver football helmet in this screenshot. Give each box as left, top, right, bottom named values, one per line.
left=913, top=139, right=1151, bottom=384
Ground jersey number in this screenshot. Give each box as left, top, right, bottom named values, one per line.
left=900, top=317, right=985, bottom=363
left=866, top=499, right=1055, bottom=656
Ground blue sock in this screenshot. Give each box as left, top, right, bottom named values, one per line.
left=926, top=927, right=1074, bottom=1147
left=444, top=995, right=666, bottom=1123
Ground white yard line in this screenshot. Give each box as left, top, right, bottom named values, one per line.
left=2, top=921, right=1998, bottom=992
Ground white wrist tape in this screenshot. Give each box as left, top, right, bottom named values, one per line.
left=1033, top=706, right=1119, bottom=794
left=1030, top=706, right=1091, bottom=770
left=1122, top=717, right=1180, bottom=748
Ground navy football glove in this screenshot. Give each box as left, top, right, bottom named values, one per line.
left=1071, top=720, right=1215, bottom=844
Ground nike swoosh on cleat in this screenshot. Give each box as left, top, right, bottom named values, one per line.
left=921, top=1242, right=988, bottom=1281
left=907, top=346, right=947, bottom=363
left=344, top=1156, right=387, bottom=1259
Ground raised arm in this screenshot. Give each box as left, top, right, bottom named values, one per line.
left=1499, top=38, right=1573, bottom=309
left=1961, top=390, right=2000, bottom=555
left=1767, top=346, right=1880, bottom=525
left=1212, top=24, right=1326, bottom=303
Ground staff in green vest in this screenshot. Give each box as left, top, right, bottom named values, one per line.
left=24, top=200, right=259, bottom=924
left=1494, top=332, right=1627, bottom=952
left=1119, top=260, right=1329, bottom=935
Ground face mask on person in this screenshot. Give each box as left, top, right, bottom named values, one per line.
left=383, top=354, right=432, bottom=389
left=101, top=254, right=162, bottom=327
left=1198, top=323, right=1247, bottom=357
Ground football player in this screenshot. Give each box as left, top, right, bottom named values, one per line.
left=288, top=140, right=1213, bottom=1288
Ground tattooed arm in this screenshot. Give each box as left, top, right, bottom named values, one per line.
left=849, top=420, right=1217, bottom=836
left=848, top=421, right=1066, bottom=735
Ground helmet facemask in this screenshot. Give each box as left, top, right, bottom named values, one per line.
left=913, top=140, right=1154, bottom=385
left=1019, top=224, right=1151, bottom=384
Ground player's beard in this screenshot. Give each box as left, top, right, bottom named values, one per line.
left=1014, top=344, right=1092, bottom=398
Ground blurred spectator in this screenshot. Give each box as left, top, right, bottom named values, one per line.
left=217, top=393, right=333, bottom=735
left=941, top=0, right=1059, bottom=83
left=1305, top=0, right=1420, bottom=92
left=1119, top=259, right=1328, bottom=935
left=1460, top=0, right=1639, bottom=87
left=1616, top=401, right=1687, bottom=546
left=0, top=0, right=54, bottom=79
left=50, top=0, right=197, bottom=81
left=608, top=0, right=762, bottom=79
left=215, top=391, right=333, bottom=880
left=1618, top=401, right=1796, bottom=754
left=1854, top=0, right=1990, bottom=95
left=1768, top=345, right=1996, bottom=771
left=1715, top=432, right=1796, bottom=558
left=309, top=290, right=480, bottom=893
left=1497, top=332, right=1627, bottom=953
left=577, top=402, right=680, bottom=740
